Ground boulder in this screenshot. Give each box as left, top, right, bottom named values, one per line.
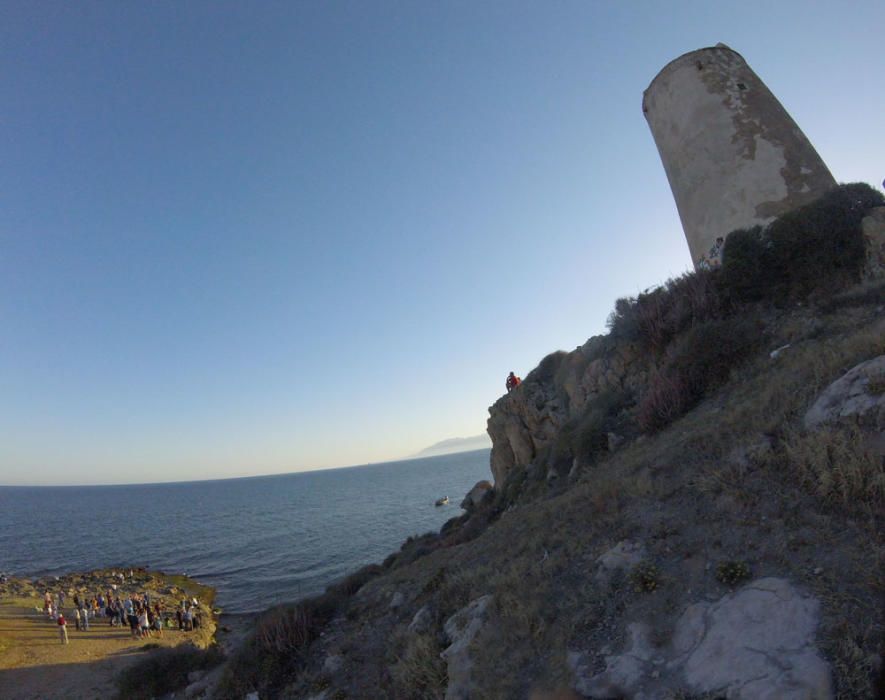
left=804, top=355, right=885, bottom=455
left=460, top=481, right=492, bottom=510
left=572, top=578, right=831, bottom=699
left=441, top=595, right=493, bottom=700
left=389, top=591, right=405, bottom=610
left=673, top=578, right=831, bottom=698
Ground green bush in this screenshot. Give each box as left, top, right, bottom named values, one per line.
left=718, top=225, right=773, bottom=302
left=116, top=644, right=225, bottom=699
left=715, top=561, right=751, bottom=586
left=722, top=183, right=883, bottom=303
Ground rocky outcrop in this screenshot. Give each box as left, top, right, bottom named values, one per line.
left=460, top=480, right=492, bottom=510
left=572, top=578, right=831, bottom=699
left=487, top=336, right=647, bottom=487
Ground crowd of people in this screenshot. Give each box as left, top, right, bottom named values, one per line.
left=41, top=572, right=204, bottom=645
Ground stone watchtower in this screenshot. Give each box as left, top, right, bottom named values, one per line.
left=643, top=44, right=836, bottom=269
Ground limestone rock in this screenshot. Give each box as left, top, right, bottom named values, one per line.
left=572, top=578, right=831, bottom=699
left=441, top=595, right=493, bottom=700
left=389, top=591, right=405, bottom=609
left=804, top=355, right=885, bottom=442
left=460, top=480, right=492, bottom=510
left=595, top=541, right=645, bottom=584
left=673, top=578, right=831, bottom=698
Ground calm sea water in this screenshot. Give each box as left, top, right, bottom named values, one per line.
left=0, top=449, right=490, bottom=613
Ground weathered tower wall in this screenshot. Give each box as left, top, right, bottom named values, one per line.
left=643, top=44, right=836, bottom=268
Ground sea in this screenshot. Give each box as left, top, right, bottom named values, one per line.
left=0, top=449, right=490, bottom=614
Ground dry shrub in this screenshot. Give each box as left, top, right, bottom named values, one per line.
left=782, top=425, right=885, bottom=508
left=638, top=372, right=689, bottom=433
left=217, top=591, right=344, bottom=699
left=254, top=604, right=315, bottom=655
left=638, top=316, right=761, bottom=432
left=607, top=269, right=724, bottom=352
left=391, top=633, right=447, bottom=700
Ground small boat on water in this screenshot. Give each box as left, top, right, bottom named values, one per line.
left=434, top=496, right=449, bottom=506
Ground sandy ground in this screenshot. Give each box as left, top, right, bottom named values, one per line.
left=0, top=571, right=217, bottom=700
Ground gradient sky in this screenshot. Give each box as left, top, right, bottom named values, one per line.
left=2, top=1, right=883, bottom=485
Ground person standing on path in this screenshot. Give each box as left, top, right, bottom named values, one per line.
left=57, top=613, right=68, bottom=644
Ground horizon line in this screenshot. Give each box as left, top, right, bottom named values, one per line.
left=0, top=446, right=492, bottom=489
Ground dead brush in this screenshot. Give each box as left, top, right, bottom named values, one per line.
left=638, top=372, right=688, bottom=433
left=781, top=425, right=885, bottom=508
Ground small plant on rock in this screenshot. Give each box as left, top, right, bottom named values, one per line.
left=630, top=562, right=660, bottom=593
left=715, top=561, right=751, bottom=586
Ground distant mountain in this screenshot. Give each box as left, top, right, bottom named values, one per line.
left=415, top=434, right=492, bottom=458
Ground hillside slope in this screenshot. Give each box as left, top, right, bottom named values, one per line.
left=164, top=186, right=884, bottom=700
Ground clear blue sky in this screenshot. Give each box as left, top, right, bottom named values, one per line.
left=2, top=1, right=882, bottom=485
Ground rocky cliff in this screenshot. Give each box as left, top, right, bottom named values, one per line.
left=487, top=336, right=646, bottom=489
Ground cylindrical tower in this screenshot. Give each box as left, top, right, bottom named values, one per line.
left=643, top=44, right=836, bottom=269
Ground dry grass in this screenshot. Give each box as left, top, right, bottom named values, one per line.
left=825, top=619, right=878, bottom=700
left=781, top=425, right=884, bottom=508
left=391, top=633, right=447, bottom=700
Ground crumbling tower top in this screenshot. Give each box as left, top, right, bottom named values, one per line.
left=643, top=44, right=836, bottom=268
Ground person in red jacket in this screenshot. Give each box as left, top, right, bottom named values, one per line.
left=506, top=371, right=521, bottom=393
left=57, top=612, right=68, bottom=644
